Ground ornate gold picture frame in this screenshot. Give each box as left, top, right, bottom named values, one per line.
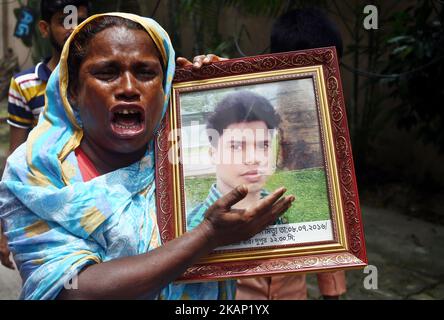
left=155, top=47, right=367, bottom=281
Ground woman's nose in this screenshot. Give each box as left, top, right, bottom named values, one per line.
left=116, top=72, right=140, bottom=101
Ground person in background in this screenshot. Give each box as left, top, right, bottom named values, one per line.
left=1, top=0, right=90, bottom=271
left=270, top=7, right=343, bottom=57
left=7, top=0, right=90, bottom=153
left=236, top=7, right=347, bottom=300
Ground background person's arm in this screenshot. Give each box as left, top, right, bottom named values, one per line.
left=7, top=76, right=33, bottom=155
left=0, top=220, right=14, bottom=270
left=317, top=271, right=347, bottom=299
left=8, top=126, right=29, bottom=155
left=57, top=186, right=294, bottom=300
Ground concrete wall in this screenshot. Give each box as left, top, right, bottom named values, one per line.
left=1, top=1, right=34, bottom=70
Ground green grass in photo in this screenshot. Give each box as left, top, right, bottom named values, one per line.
left=184, top=167, right=330, bottom=223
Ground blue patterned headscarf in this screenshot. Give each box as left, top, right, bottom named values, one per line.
left=0, top=13, right=233, bottom=300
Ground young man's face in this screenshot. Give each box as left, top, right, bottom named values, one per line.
left=39, top=6, right=89, bottom=53
left=211, top=121, right=275, bottom=194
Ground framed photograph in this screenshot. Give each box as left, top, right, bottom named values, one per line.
left=155, top=47, right=367, bottom=281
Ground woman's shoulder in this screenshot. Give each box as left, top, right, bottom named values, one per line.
left=0, top=143, right=36, bottom=225
left=2, top=143, right=27, bottom=180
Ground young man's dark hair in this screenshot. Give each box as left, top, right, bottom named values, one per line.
left=206, top=91, right=280, bottom=145
left=270, top=7, right=343, bottom=58
left=40, top=0, right=90, bottom=22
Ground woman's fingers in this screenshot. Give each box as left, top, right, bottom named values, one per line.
left=255, top=195, right=294, bottom=225
left=192, top=55, right=206, bottom=68
left=253, top=187, right=287, bottom=213
left=270, top=196, right=295, bottom=219
left=176, top=56, right=193, bottom=67
left=214, top=185, right=248, bottom=211
left=193, top=54, right=227, bottom=69
left=202, top=186, right=294, bottom=247
left=201, top=54, right=226, bottom=64
left=268, top=196, right=288, bottom=214
left=177, top=54, right=228, bottom=69
left=252, top=196, right=294, bottom=233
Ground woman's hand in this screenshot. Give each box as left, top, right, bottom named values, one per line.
left=58, top=185, right=293, bottom=300
left=176, top=54, right=228, bottom=69
left=200, top=185, right=295, bottom=247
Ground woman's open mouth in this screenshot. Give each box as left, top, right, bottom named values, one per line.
left=110, top=105, right=145, bottom=138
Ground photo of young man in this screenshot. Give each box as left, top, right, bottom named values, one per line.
left=186, top=90, right=286, bottom=231
left=179, top=77, right=335, bottom=253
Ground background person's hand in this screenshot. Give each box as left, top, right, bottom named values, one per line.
left=201, top=185, right=295, bottom=247
left=0, top=233, right=14, bottom=270
left=176, top=54, right=228, bottom=70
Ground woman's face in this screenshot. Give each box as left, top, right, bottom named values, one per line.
left=72, top=26, right=164, bottom=155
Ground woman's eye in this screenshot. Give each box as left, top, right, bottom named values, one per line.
left=138, top=69, right=156, bottom=79
left=94, top=69, right=117, bottom=81
left=230, top=144, right=243, bottom=151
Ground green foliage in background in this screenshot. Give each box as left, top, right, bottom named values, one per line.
left=383, top=1, right=444, bottom=152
